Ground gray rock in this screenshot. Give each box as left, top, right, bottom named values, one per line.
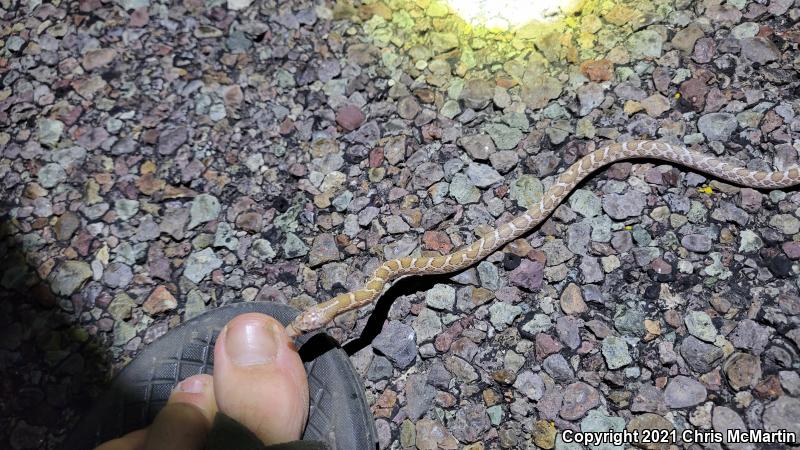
left=283, top=233, right=309, bottom=259
left=426, top=284, right=456, bottom=310
left=560, top=382, right=600, bottom=420
left=513, top=370, right=545, bottom=401
left=188, top=194, right=220, bottom=229
left=183, top=248, right=223, bottom=283
left=762, top=396, right=800, bottom=436
left=102, top=262, right=133, bottom=288
left=685, top=310, right=717, bottom=342
left=373, top=321, right=417, bottom=368
left=698, top=113, right=738, bottom=141
left=459, top=134, right=495, bottom=160
left=477, top=261, right=500, bottom=290
left=115, top=199, right=140, bottom=221
left=367, top=355, right=393, bottom=381
left=413, top=308, right=442, bottom=342
left=580, top=409, right=626, bottom=449
left=543, top=354, right=574, bottom=382
left=413, top=162, right=445, bottom=189
left=158, top=126, right=189, bottom=155
left=449, top=173, right=480, bottom=204
left=627, top=29, right=663, bottom=59
left=569, top=189, right=601, bottom=218
left=405, top=373, right=436, bottom=421
left=680, top=335, right=724, bottom=373
left=308, top=233, right=339, bottom=267
left=38, top=163, right=66, bottom=188
left=488, top=302, right=522, bottom=330
left=602, top=191, right=646, bottom=220
left=509, top=259, right=544, bottom=291
left=38, top=118, right=64, bottom=147
left=449, top=403, right=490, bottom=443
left=729, top=319, right=771, bottom=355
left=681, top=234, right=712, bottom=253
left=50, top=261, right=92, bottom=296
left=664, top=375, right=707, bottom=408
left=466, top=163, right=503, bottom=188
left=576, top=83, right=605, bottom=116
left=602, top=336, right=632, bottom=369
left=740, top=37, right=781, bottom=64
left=484, top=123, right=523, bottom=150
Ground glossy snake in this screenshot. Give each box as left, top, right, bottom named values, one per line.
left=285, top=140, right=800, bottom=338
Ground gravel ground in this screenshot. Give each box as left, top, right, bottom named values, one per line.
left=2, top=0, right=800, bottom=448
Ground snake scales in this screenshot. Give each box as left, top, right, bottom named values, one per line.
left=285, top=140, right=800, bottom=338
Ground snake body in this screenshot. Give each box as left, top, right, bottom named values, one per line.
left=285, top=140, right=800, bottom=338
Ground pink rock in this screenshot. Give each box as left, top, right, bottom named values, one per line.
left=783, top=241, right=800, bottom=259
left=335, top=104, right=365, bottom=131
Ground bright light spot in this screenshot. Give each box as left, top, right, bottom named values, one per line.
left=445, top=0, right=580, bottom=28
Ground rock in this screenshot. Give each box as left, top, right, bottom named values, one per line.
left=627, top=29, right=663, bottom=59
left=188, top=194, right=220, bottom=229
left=729, top=319, right=771, bottom=355
left=183, top=248, right=223, bottom=283
left=723, top=352, right=761, bottom=390
left=769, top=214, right=800, bottom=235
left=38, top=119, right=64, bottom=147
left=560, top=382, right=600, bottom=420
left=184, top=289, right=206, bottom=320
left=213, top=222, right=239, bottom=251
left=580, top=409, right=626, bottom=446
left=626, top=413, right=674, bottom=450
left=513, top=370, right=545, bottom=401
left=413, top=308, right=442, bottom=343
left=510, top=175, right=544, bottom=209
left=559, top=283, right=587, bottom=315
left=405, top=373, right=435, bottom=420
left=543, top=354, right=574, bottom=382
left=373, top=321, right=417, bottom=368
left=55, top=212, right=80, bottom=241
left=532, top=419, right=557, bottom=449
left=413, top=162, right=445, bottom=189
left=460, top=79, right=494, bottom=109
left=520, top=73, right=562, bottom=110
left=459, top=134, right=495, bottom=160
left=227, top=0, right=252, bottom=10
left=115, top=199, right=140, bottom=221
left=488, top=302, right=522, bottom=330
left=602, top=335, right=633, bottom=369
left=671, top=23, right=704, bottom=53
left=283, top=233, right=309, bottom=258
left=143, top=286, right=177, bottom=315
left=82, top=48, right=117, bottom=70
left=698, top=113, right=738, bottom=141
left=489, top=150, right=519, bottom=173
left=712, top=406, right=749, bottom=449
left=466, top=163, right=502, bottom=188
left=102, top=262, right=133, bottom=288
left=158, top=127, right=189, bottom=155
left=569, top=189, right=601, bottom=217
left=762, top=396, right=800, bottom=436
left=684, top=310, right=717, bottom=342
left=509, top=259, right=543, bottom=291
left=602, top=191, right=646, bottom=219
left=576, top=83, right=605, bottom=116
left=308, top=233, right=340, bottom=267
left=740, top=37, right=781, bottom=64
left=681, top=335, right=724, bottom=373
left=449, top=403, right=490, bottom=443
left=397, top=96, right=421, bottom=119
left=335, top=104, right=365, bottom=131
left=484, top=123, right=523, bottom=150
left=664, top=375, right=707, bottom=408
left=641, top=94, right=670, bottom=116
left=50, top=261, right=92, bottom=295
left=449, top=173, right=480, bottom=204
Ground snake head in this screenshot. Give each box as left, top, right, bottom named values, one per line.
left=286, top=308, right=328, bottom=339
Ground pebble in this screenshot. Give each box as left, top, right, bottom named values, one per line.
left=664, top=375, right=707, bottom=408
left=158, top=127, right=189, bottom=155
left=449, top=403, right=490, bottom=443
left=183, top=248, right=223, bottom=283
left=684, top=310, right=717, bottom=342
left=308, top=233, right=340, bottom=267
left=602, top=336, right=633, bottom=369
left=602, top=191, right=646, bottom=220
left=681, top=335, right=725, bottom=373
left=373, top=321, right=417, bottom=368
left=143, top=286, right=177, bottom=315
left=513, top=370, right=545, bottom=401
left=698, top=113, right=738, bottom=141
left=335, top=105, right=366, bottom=131
left=559, top=283, right=587, bottom=315
left=188, top=194, right=220, bottom=229
left=102, top=262, right=133, bottom=288
left=560, top=382, right=600, bottom=420
left=49, top=261, right=92, bottom=296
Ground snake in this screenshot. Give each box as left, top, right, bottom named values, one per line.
left=285, top=140, right=800, bottom=338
